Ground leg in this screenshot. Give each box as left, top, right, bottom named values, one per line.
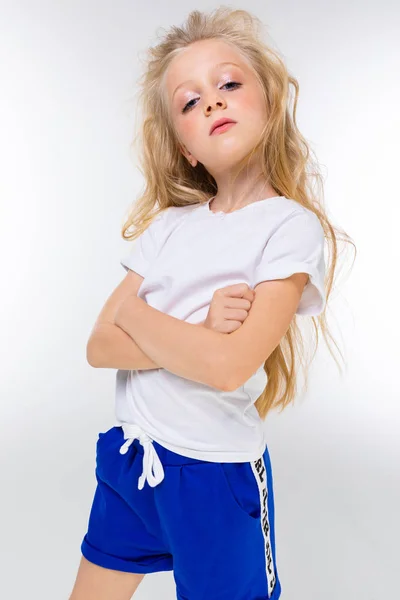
left=68, top=555, right=145, bottom=600
left=157, top=450, right=281, bottom=599
left=79, top=427, right=173, bottom=577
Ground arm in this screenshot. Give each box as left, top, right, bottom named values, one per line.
left=87, top=322, right=160, bottom=370
left=85, top=265, right=205, bottom=370
left=87, top=320, right=206, bottom=370
left=114, top=295, right=229, bottom=390
left=220, top=274, right=310, bottom=391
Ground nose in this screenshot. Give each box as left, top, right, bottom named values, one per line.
left=205, top=96, right=227, bottom=115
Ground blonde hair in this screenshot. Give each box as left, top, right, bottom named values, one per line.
left=121, top=6, right=356, bottom=420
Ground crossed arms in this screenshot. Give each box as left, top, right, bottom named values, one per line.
left=86, top=272, right=308, bottom=392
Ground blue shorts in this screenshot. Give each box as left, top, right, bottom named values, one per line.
left=81, top=423, right=282, bottom=600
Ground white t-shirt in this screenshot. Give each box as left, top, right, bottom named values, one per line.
left=115, top=196, right=326, bottom=462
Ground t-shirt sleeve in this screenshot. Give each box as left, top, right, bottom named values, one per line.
left=120, top=209, right=167, bottom=278
left=254, top=208, right=326, bottom=316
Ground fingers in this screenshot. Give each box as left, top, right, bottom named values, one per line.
left=216, top=283, right=255, bottom=307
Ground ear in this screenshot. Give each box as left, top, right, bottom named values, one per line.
left=179, top=143, right=198, bottom=168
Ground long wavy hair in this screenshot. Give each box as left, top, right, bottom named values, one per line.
left=121, top=6, right=356, bottom=420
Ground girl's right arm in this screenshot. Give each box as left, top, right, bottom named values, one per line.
left=88, top=321, right=205, bottom=370
left=86, top=269, right=160, bottom=370
left=87, top=322, right=160, bottom=370
left=86, top=269, right=251, bottom=370
left=86, top=265, right=205, bottom=370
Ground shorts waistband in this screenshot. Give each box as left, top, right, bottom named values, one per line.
left=113, top=421, right=207, bottom=491
left=114, top=421, right=165, bottom=490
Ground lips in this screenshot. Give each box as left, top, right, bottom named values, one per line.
left=209, top=118, right=237, bottom=135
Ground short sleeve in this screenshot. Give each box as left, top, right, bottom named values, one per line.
left=254, top=209, right=326, bottom=316
left=120, top=210, right=167, bottom=277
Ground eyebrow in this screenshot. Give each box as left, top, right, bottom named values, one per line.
left=172, top=61, right=242, bottom=99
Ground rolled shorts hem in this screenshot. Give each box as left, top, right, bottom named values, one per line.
left=80, top=535, right=174, bottom=574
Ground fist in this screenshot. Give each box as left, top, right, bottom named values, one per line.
left=204, top=283, right=255, bottom=334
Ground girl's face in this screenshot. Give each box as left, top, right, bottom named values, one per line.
left=164, top=39, right=268, bottom=175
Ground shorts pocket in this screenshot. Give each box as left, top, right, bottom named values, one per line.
left=95, top=427, right=121, bottom=481
left=96, top=426, right=116, bottom=446
left=218, top=460, right=262, bottom=522
left=96, top=427, right=123, bottom=466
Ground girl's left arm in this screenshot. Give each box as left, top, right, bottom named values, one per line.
left=114, top=295, right=229, bottom=390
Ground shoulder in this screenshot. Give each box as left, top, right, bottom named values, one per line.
left=272, top=199, right=324, bottom=239
left=157, top=202, right=199, bottom=220
left=273, top=197, right=319, bottom=220
left=154, top=203, right=200, bottom=231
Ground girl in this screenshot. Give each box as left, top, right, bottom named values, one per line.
left=69, top=7, right=351, bottom=600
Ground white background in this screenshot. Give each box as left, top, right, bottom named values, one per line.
left=1, top=1, right=399, bottom=598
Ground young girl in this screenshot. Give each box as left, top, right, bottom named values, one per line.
left=69, top=7, right=349, bottom=600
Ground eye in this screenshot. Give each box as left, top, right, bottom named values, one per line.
left=181, top=81, right=242, bottom=114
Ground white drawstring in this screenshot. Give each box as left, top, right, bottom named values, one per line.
left=116, top=422, right=165, bottom=490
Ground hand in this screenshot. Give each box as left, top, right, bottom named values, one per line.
left=203, top=283, right=255, bottom=334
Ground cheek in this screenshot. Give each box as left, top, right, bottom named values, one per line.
left=177, top=115, right=199, bottom=143
left=241, top=91, right=266, bottom=119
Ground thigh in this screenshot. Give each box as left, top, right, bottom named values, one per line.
left=80, top=427, right=174, bottom=575
left=68, top=555, right=145, bottom=600
left=157, top=448, right=281, bottom=600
